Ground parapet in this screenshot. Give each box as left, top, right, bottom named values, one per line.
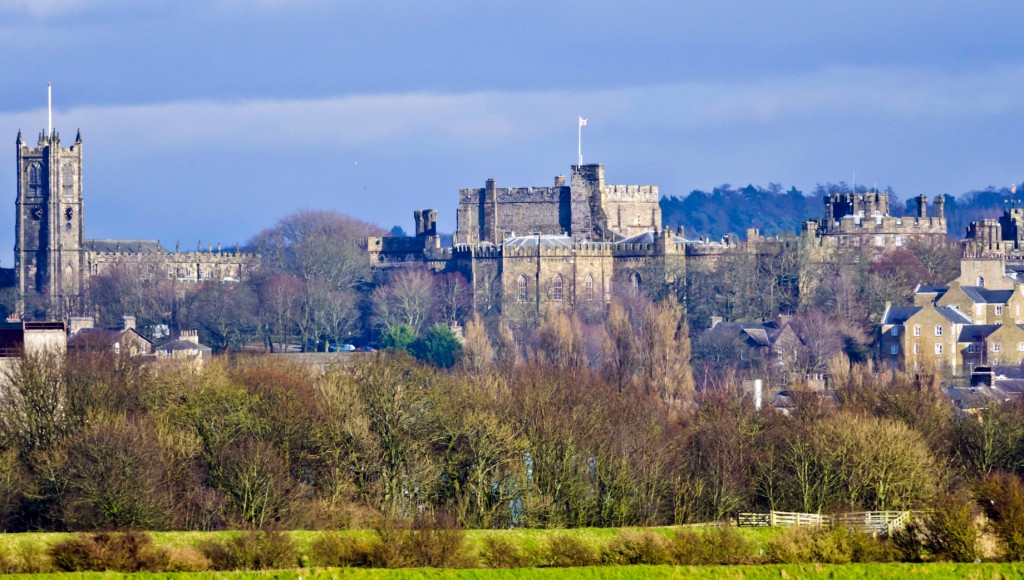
left=602, top=184, right=659, bottom=201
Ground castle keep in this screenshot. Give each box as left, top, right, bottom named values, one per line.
left=370, top=164, right=742, bottom=317
left=14, top=129, right=258, bottom=315
left=455, top=164, right=661, bottom=244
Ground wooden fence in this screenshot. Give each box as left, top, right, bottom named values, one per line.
left=736, top=510, right=911, bottom=534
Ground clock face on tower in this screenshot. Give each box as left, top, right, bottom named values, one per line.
left=65, top=207, right=73, bottom=221
left=30, top=205, right=43, bottom=221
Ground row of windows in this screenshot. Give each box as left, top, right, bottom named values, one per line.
left=895, top=342, right=1024, bottom=356
left=516, top=273, right=641, bottom=302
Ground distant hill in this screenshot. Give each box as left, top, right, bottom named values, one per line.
left=660, top=182, right=1021, bottom=241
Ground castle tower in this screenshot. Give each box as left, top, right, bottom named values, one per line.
left=15, top=128, right=85, bottom=315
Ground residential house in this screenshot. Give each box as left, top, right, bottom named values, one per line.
left=67, top=315, right=153, bottom=357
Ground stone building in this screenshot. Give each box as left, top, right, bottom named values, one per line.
left=801, top=191, right=947, bottom=253
left=369, top=163, right=776, bottom=318
left=881, top=257, right=1024, bottom=373
left=964, top=204, right=1024, bottom=259
left=455, top=164, right=660, bottom=244
left=13, top=129, right=259, bottom=316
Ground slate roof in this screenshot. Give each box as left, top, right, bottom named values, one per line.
left=708, top=321, right=792, bottom=348
left=957, top=325, right=1001, bottom=342
left=84, top=239, right=168, bottom=254
left=881, top=306, right=920, bottom=325
left=937, top=306, right=973, bottom=324
left=502, top=235, right=575, bottom=251
left=915, top=284, right=948, bottom=294
left=68, top=327, right=152, bottom=349
left=155, top=339, right=212, bottom=353
left=959, top=286, right=1014, bottom=304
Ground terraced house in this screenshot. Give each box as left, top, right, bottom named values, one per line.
left=881, top=256, right=1024, bottom=372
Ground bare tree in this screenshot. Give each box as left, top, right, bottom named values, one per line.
left=461, top=313, right=494, bottom=374
left=371, top=268, right=437, bottom=335
left=436, top=273, right=472, bottom=326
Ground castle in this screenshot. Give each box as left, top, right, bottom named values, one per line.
left=14, top=129, right=259, bottom=316
left=369, top=167, right=952, bottom=319
left=800, top=191, right=948, bottom=252
left=371, top=164, right=766, bottom=318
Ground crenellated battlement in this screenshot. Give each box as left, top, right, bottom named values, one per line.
left=602, top=184, right=658, bottom=201
left=829, top=215, right=947, bottom=233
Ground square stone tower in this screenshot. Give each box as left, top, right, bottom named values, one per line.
left=15, top=129, right=85, bottom=314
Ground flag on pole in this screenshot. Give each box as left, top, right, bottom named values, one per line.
left=579, top=117, right=588, bottom=127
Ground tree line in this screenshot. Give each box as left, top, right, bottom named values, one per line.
left=0, top=297, right=1020, bottom=533
left=660, top=182, right=1023, bottom=240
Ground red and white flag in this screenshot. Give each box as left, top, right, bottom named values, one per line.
left=579, top=117, right=588, bottom=127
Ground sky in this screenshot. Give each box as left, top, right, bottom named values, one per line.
left=1, top=1, right=1023, bottom=264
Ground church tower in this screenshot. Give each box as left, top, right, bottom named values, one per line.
left=15, top=128, right=85, bottom=315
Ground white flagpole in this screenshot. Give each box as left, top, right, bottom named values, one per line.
left=578, top=118, right=582, bottom=167
left=48, top=82, right=52, bottom=136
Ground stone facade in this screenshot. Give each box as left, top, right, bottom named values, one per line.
left=964, top=206, right=1024, bottom=259
left=882, top=257, right=1024, bottom=373
left=801, top=192, right=947, bottom=253
left=455, top=164, right=660, bottom=244
left=369, top=162, right=783, bottom=318
left=13, top=129, right=259, bottom=316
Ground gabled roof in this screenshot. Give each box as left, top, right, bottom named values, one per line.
left=959, top=286, right=1014, bottom=304
left=937, top=306, right=973, bottom=324
left=68, top=327, right=152, bottom=350
left=882, top=306, right=920, bottom=325
left=708, top=321, right=793, bottom=348
left=957, top=325, right=1001, bottom=342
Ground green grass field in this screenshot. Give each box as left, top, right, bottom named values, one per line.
left=1, top=562, right=1023, bottom=579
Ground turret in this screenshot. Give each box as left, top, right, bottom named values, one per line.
left=413, top=210, right=424, bottom=236
left=934, top=194, right=945, bottom=219
left=916, top=194, right=928, bottom=219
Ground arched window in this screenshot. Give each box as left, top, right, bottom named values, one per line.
left=978, top=276, right=985, bottom=287
left=630, top=272, right=641, bottom=298
left=552, top=274, right=564, bottom=302
left=517, top=275, right=528, bottom=302
left=583, top=274, right=594, bottom=301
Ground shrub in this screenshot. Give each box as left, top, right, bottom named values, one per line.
left=977, top=471, right=1024, bottom=560
left=546, top=534, right=599, bottom=567
left=765, top=527, right=849, bottom=564
left=309, top=533, right=377, bottom=567
left=12, top=541, right=53, bottom=573
left=672, top=527, right=755, bottom=565
left=371, top=513, right=472, bottom=568
left=919, top=493, right=979, bottom=562
left=849, top=530, right=900, bottom=563
left=480, top=535, right=537, bottom=569
left=601, top=531, right=671, bottom=565
left=164, top=546, right=212, bottom=572
left=199, top=530, right=297, bottom=570
left=411, top=325, right=463, bottom=368
left=890, top=523, right=925, bottom=562
left=49, top=531, right=168, bottom=572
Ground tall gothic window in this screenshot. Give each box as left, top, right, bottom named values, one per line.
left=583, top=274, right=594, bottom=301
left=517, top=275, right=528, bottom=302
left=630, top=272, right=641, bottom=298
left=552, top=274, right=564, bottom=302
